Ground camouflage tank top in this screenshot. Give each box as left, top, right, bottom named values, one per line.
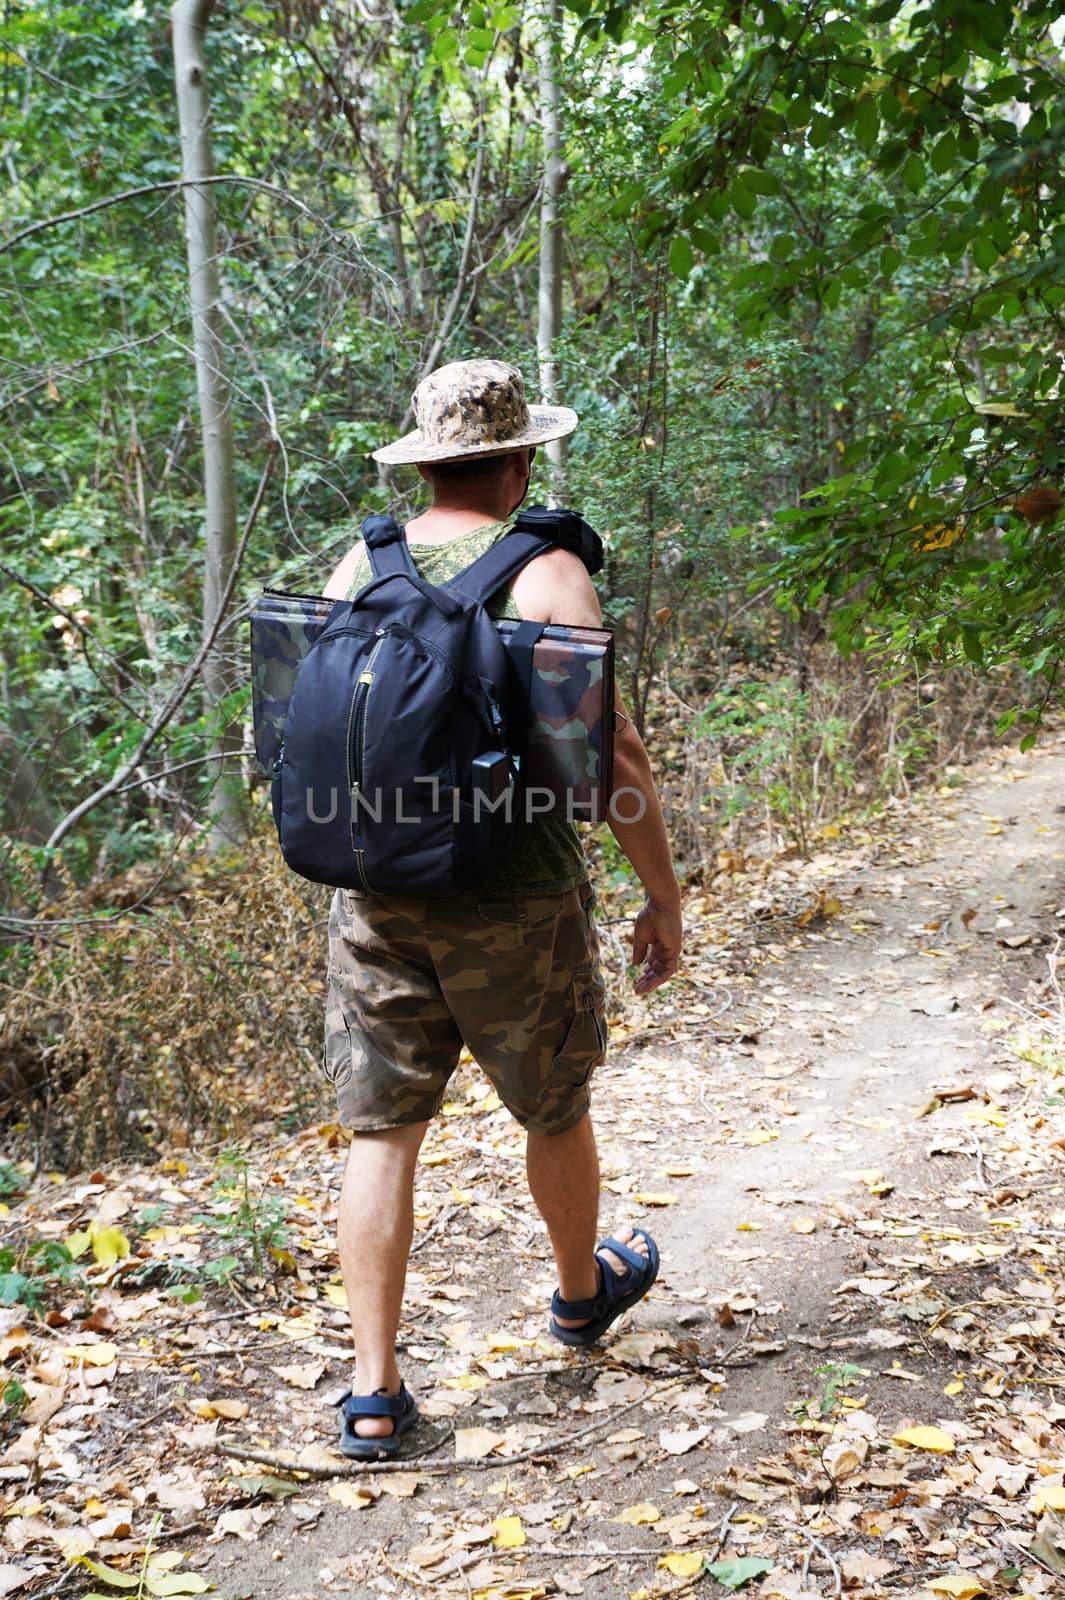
left=344, top=516, right=589, bottom=897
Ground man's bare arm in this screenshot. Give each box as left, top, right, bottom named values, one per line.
left=510, top=550, right=682, bottom=993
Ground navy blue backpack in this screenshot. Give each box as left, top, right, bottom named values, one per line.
left=272, top=510, right=599, bottom=896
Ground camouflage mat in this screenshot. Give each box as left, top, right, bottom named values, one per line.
left=250, top=591, right=615, bottom=821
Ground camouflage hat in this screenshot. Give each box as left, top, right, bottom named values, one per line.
left=372, top=359, right=578, bottom=465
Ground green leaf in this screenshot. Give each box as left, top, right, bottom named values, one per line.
left=971, top=235, right=998, bottom=271
left=854, top=93, right=879, bottom=153
left=880, top=244, right=901, bottom=276
left=224, top=1474, right=301, bottom=1501
left=431, top=29, right=458, bottom=60
left=405, top=0, right=440, bottom=20
left=808, top=112, right=833, bottom=149
left=961, top=627, right=983, bottom=664
left=464, top=45, right=487, bottom=66
left=78, top=1561, right=141, bottom=1589
left=668, top=232, right=694, bottom=279
left=902, top=153, right=926, bottom=193
left=728, top=180, right=756, bottom=220
left=740, top=167, right=778, bottom=196
left=929, top=131, right=957, bottom=175
left=144, top=1573, right=211, bottom=1598
left=709, top=1557, right=775, bottom=1590
left=467, top=26, right=495, bottom=47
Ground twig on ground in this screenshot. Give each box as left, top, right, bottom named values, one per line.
left=411, top=1203, right=462, bottom=1256
left=214, top=1379, right=682, bottom=1478
left=779, top=1519, right=843, bottom=1596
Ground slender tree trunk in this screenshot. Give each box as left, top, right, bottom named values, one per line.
left=172, top=0, right=243, bottom=846
left=536, top=0, right=566, bottom=502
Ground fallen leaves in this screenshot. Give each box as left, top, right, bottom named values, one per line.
left=892, top=1425, right=957, bottom=1453
left=492, top=1515, right=525, bottom=1548
left=614, top=1503, right=660, bottom=1525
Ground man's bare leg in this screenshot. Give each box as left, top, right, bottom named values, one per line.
left=525, top=1113, right=649, bottom=1329
left=338, top=1120, right=429, bottom=1438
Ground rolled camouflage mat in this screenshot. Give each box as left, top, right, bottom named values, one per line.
left=250, top=590, right=615, bottom=822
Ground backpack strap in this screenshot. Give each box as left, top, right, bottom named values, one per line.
left=447, top=528, right=559, bottom=606
left=514, top=506, right=605, bottom=577
left=361, top=514, right=418, bottom=580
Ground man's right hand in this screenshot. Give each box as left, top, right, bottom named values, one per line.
left=632, top=898, right=682, bottom=995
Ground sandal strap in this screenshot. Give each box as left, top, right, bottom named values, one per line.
left=598, top=1234, right=650, bottom=1276
left=551, top=1285, right=606, bottom=1320
left=337, top=1384, right=410, bottom=1419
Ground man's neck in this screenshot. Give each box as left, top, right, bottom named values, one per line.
left=406, top=498, right=515, bottom=544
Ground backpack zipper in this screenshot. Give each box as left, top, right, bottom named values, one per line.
left=348, top=630, right=388, bottom=833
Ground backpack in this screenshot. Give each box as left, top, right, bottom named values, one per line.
left=271, top=509, right=601, bottom=896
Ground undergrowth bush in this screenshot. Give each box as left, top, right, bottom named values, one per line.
left=0, top=836, right=331, bottom=1169
left=656, top=651, right=1032, bottom=879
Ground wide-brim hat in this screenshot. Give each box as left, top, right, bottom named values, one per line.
left=371, top=358, right=578, bottom=465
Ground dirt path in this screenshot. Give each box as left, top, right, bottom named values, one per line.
left=7, top=742, right=1065, bottom=1600
left=184, top=741, right=1065, bottom=1600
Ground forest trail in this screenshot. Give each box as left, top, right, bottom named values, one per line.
left=6, top=739, right=1065, bottom=1600
left=192, top=737, right=1065, bottom=1600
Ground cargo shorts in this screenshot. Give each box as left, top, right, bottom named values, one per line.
left=323, top=881, right=607, bottom=1137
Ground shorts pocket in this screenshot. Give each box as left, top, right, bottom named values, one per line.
left=551, top=973, right=608, bottom=1090
left=475, top=892, right=565, bottom=929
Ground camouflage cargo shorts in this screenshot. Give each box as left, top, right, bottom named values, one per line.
left=324, top=881, right=607, bottom=1137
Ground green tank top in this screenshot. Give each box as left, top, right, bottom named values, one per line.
left=345, top=517, right=589, bottom=897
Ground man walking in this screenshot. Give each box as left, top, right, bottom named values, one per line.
left=321, top=360, right=682, bottom=1458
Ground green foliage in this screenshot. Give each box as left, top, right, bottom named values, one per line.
left=194, top=1143, right=289, bottom=1283
left=565, top=0, right=1065, bottom=713
left=696, top=680, right=854, bottom=853
left=0, top=1239, right=84, bottom=1311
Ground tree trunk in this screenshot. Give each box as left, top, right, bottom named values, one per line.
left=536, top=0, right=566, bottom=503
left=172, top=0, right=243, bottom=846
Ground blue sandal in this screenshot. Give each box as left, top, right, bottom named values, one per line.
left=335, top=1381, right=419, bottom=1460
left=549, top=1231, right=660, bottom=1347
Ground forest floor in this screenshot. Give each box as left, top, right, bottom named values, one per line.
left=4, top=735, right=1065, bottom=1600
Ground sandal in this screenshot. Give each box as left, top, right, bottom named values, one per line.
left=335, top=1381, right=419, bottom=1461
left=549, top=1231, right=660, bottom=1347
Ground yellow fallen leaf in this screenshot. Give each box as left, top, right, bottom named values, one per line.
left=419, top=1151, right=452, bottom=1167
left=1032, top=1484, right=1065, bottom=1512
left=443, top=1374, right=488, bottom=1391
left=927, top=1578, right=986, bottom=1599
left=892, top=1425, right=955, bottom=1453
left=658, top=1551, right=706, bottom=1578
left=736, top=1221, right=763, bottom=1232
left=328, top=1483, right=375, bottom=1509
left=744, top=1130, right=778, bottom=1146
left=324, top=1282, right=348, bottom=1308
left=486, top=1332, right=531, bottom=1352
left=944, top=1380, right=964, bottom=1396
left=664, top=1165, right=696, bottom=1177
left=614, top=1503, right=660, bottom=1525
left=194, top=1398, right=249, bottom=1420
left=89, top=1224, right=130, bottom=1269
left=792, top=1216, right=817, bottom=1234
left=631, top=1192, right=677, bottom=1206
left=493, top=1515, right=526, bottom=1548
left=966, top=1108, right=1007, bottom=1128
left=65, top=1343, right=118, bottom=1367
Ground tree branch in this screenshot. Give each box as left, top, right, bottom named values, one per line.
left=0, top=174, right=348, bottom=257
left=43, top=441, right=278, bottom=853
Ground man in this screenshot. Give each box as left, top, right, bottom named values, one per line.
left=322, top=359, right=682, bottom=1458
